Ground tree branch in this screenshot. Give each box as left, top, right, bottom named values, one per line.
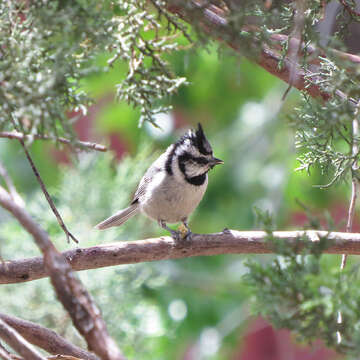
left=0, top=131, right=107, bottom=152
left=0, top=341, right=16, bottom=360
left=14, top=138, right=78, bottom=244
left=0, top=186, right=126, bottom=360
left=0, top=318, right=45, bottom=360
left=2, top=230, right=360, bottom=284
left=166, top=0, right=360, bottom=103
left=0, top=313, right=99, bottom=360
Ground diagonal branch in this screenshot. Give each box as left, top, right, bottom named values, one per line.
left=15, top=138, right=78, bottom=244
left=0, top=186, right=126, bottom=360
left=0, top=313, right=99, bottom=360
left=0, top=318, right=45, bottom=360
left=166, top=0, right=360, bottom=103
left=2, top=230, right=360, bottom=284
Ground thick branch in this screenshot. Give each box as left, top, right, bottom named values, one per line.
left=1, top=230, right=360, bottom=284
left=0, top=187, right=126, bottom=360
left=0, top=131, right=107, bottom=152
left=166, top=0, right=360, bottom=102
left=0, top=318, right=45, bottom=360
left=0, top=313, right=99, bottom=360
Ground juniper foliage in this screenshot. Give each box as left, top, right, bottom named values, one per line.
left=0, top=0, right=190, bottom=139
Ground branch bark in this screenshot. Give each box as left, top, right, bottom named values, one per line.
left=1, top=230, right=360, bottom=284
left=0, top=313, right=99, bottom=360
left=0, top=186, right=126, bottom=360
left=166, top=0, right=360, bottom=103
left=0, top=131, right=107, bottom=152
left=0, top=340, right=18, bottom=360
left=0, top=318, right=45, bottom=360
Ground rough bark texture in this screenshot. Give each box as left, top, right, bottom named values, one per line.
left=0, top=318, right=45, bottom=360
left=1, top=230, right=360, bottom=284
left=166, top=0, right=360, bottom=104
left=0, top=313, right=99, bottom=360
left=0, top=187, right=125, bottom=360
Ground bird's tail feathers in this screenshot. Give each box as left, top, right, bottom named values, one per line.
left=95, top=203, right=139, bottom=230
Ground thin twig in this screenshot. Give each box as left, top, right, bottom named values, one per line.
left=0, top=186, right=126, bottom=360
left=3, top=229, right=360, bottom=284
left=341, top=110, right=360, bottom=270
left=0, top=313, right=99, bottom=360
left=337, top=106, right=360, bottom=344
left=0, top=318, right=45, bottom=360
left=0, top=131, right=107, bottom=152
left=15, top=138, right=78, bottom=244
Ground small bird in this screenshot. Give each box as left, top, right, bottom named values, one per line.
left=95, top=123, right=223, bottom=240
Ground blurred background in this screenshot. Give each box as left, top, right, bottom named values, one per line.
left=0, top=40, right=354, bottom=359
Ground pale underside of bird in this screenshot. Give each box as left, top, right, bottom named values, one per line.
left=95, top=123, right=223, bottom=240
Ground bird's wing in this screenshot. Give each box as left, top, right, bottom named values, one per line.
left=131, top=155, right=165, bottom=204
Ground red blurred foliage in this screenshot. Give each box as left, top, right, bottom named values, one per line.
left=52, top=95, right=129, bottom=163
left=291, top=203, right=360, bottom=232
left=234, top=318, right=339, bottom=360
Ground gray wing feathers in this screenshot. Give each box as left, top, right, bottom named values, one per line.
left=95, top=203, right=139, bottom=230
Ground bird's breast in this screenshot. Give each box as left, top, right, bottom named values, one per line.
left=139, top=172, right=208, bottom=223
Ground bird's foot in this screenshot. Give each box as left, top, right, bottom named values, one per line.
left=170, top=229, right=182, bottom=241
left=159, top=220, right=182, bottom=242
left=178, top=221, right=193, bottom=241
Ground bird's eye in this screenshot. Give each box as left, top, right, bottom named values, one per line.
left=194, top=157, right=209, bottom=165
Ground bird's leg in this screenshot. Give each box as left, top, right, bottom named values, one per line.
left=181, top=218, right=193, bottom=240
left=159, top=220, right=180, bottom=241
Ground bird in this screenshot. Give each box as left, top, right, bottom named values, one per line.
left=95, top=123, right=223, bottom=240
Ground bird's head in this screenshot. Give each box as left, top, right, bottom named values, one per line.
left=175, top=123, right=223, bottom=181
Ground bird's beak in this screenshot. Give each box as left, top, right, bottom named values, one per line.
left=210, top=157, right=224, bottom=168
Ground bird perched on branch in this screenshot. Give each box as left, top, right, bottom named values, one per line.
left=95, top=123, right=223, bottom=240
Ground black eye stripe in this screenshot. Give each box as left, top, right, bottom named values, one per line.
left=178, top=152, right=209, bottom=165
left=193, top=157, right=209, bottom=165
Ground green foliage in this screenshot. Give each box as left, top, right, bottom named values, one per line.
left=246, top=236, right=360, bottom=356
left=111, top=0, right=191, bottom=126
left=246, top=208, right=360, bottom=356
left=291, top=53, right=360, bottom=187
left=0, top=0, right=190, bottom=138
left=0, top=0, right=113, bottom=138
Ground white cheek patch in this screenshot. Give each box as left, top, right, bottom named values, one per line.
left=185, top=162, right=208, bottom=177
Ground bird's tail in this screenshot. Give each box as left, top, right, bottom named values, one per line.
left=95, top=203, right=139, bottom=230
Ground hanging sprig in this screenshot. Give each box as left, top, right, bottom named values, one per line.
left=109, top=0, right=191, bottom=126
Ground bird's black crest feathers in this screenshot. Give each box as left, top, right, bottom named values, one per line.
left=165, top=123, right=212, bottom=176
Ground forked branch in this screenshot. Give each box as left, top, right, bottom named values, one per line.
left=0, top=186, right=126, bottom=360
left=0, top=313, right=99, bottom=360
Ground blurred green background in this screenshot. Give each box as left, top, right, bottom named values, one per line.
left=0, top=43, right=350, bottom=359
